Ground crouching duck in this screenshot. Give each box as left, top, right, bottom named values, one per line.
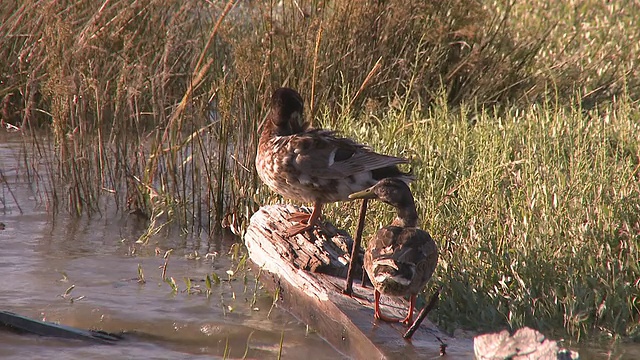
left=255, top=87, right=413, bottom=236
left=349, top=178, right=438, bottom=325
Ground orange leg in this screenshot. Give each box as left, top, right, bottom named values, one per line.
left=286, top=202, right=323, bottom=236
left=374, top=290, right=403, bottom=323
left=401, top=294, right=416, bottom=325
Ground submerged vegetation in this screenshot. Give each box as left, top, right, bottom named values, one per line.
left=1, top=0, right=638, bottom=344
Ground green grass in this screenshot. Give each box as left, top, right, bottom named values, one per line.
left=1, top=0, right=639, bottom=344
left=321, top=92, right=640, bottom=341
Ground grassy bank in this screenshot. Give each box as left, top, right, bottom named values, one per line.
left=1, top=0, right=638, bottom=343
left=322, top=93, right=640, bottom=341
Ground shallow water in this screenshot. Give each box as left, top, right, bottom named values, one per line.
left=0, top=134, right=344, bottom=359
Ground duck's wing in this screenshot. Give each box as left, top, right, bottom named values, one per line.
left=368, top=228, right=438, bottom=285
left=367, top=227, right=414, bottom=285
left=394, top=229, right=438, bottom=264
left=405, top=230, right=439, bottom=283
left=290, top=129, right=411, bottom=180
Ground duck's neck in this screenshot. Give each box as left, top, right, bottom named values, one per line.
left=259, top=119, right=283, bottom=147
left=391, top=205, right=418, bottom=228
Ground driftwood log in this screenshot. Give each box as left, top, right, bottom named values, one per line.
left=245, top=204, right=473, bottom=359
left=245, top=204, right=580, bottom=360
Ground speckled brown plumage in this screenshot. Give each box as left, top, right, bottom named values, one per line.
left=349, top=178, right=438, bottom=325
left=255, top=87, right=413, bottom=236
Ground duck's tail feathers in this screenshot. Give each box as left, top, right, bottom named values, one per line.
left=372, top=260, right=416, bottom=287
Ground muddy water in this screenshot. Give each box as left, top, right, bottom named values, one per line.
left=0, top=134, right=344, bottom=359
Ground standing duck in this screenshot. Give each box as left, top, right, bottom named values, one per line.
left=349, top=178, right=438, bottom=325
left=255, top=87, right=413, bottom=236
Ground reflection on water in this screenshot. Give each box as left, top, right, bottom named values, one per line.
left=0, top=133, right=344, bottom=359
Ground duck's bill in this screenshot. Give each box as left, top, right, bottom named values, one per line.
left=348, top=187, right=376, bottom=200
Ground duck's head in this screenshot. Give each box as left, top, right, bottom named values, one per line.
left=268, top=87, right=305, bottom=135
left=349, top=178, right=415, bottom=210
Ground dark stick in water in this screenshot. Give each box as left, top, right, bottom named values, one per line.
left=343, top=199, right=368, bottom=295
left=403, top=288, right=441, bottom=340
